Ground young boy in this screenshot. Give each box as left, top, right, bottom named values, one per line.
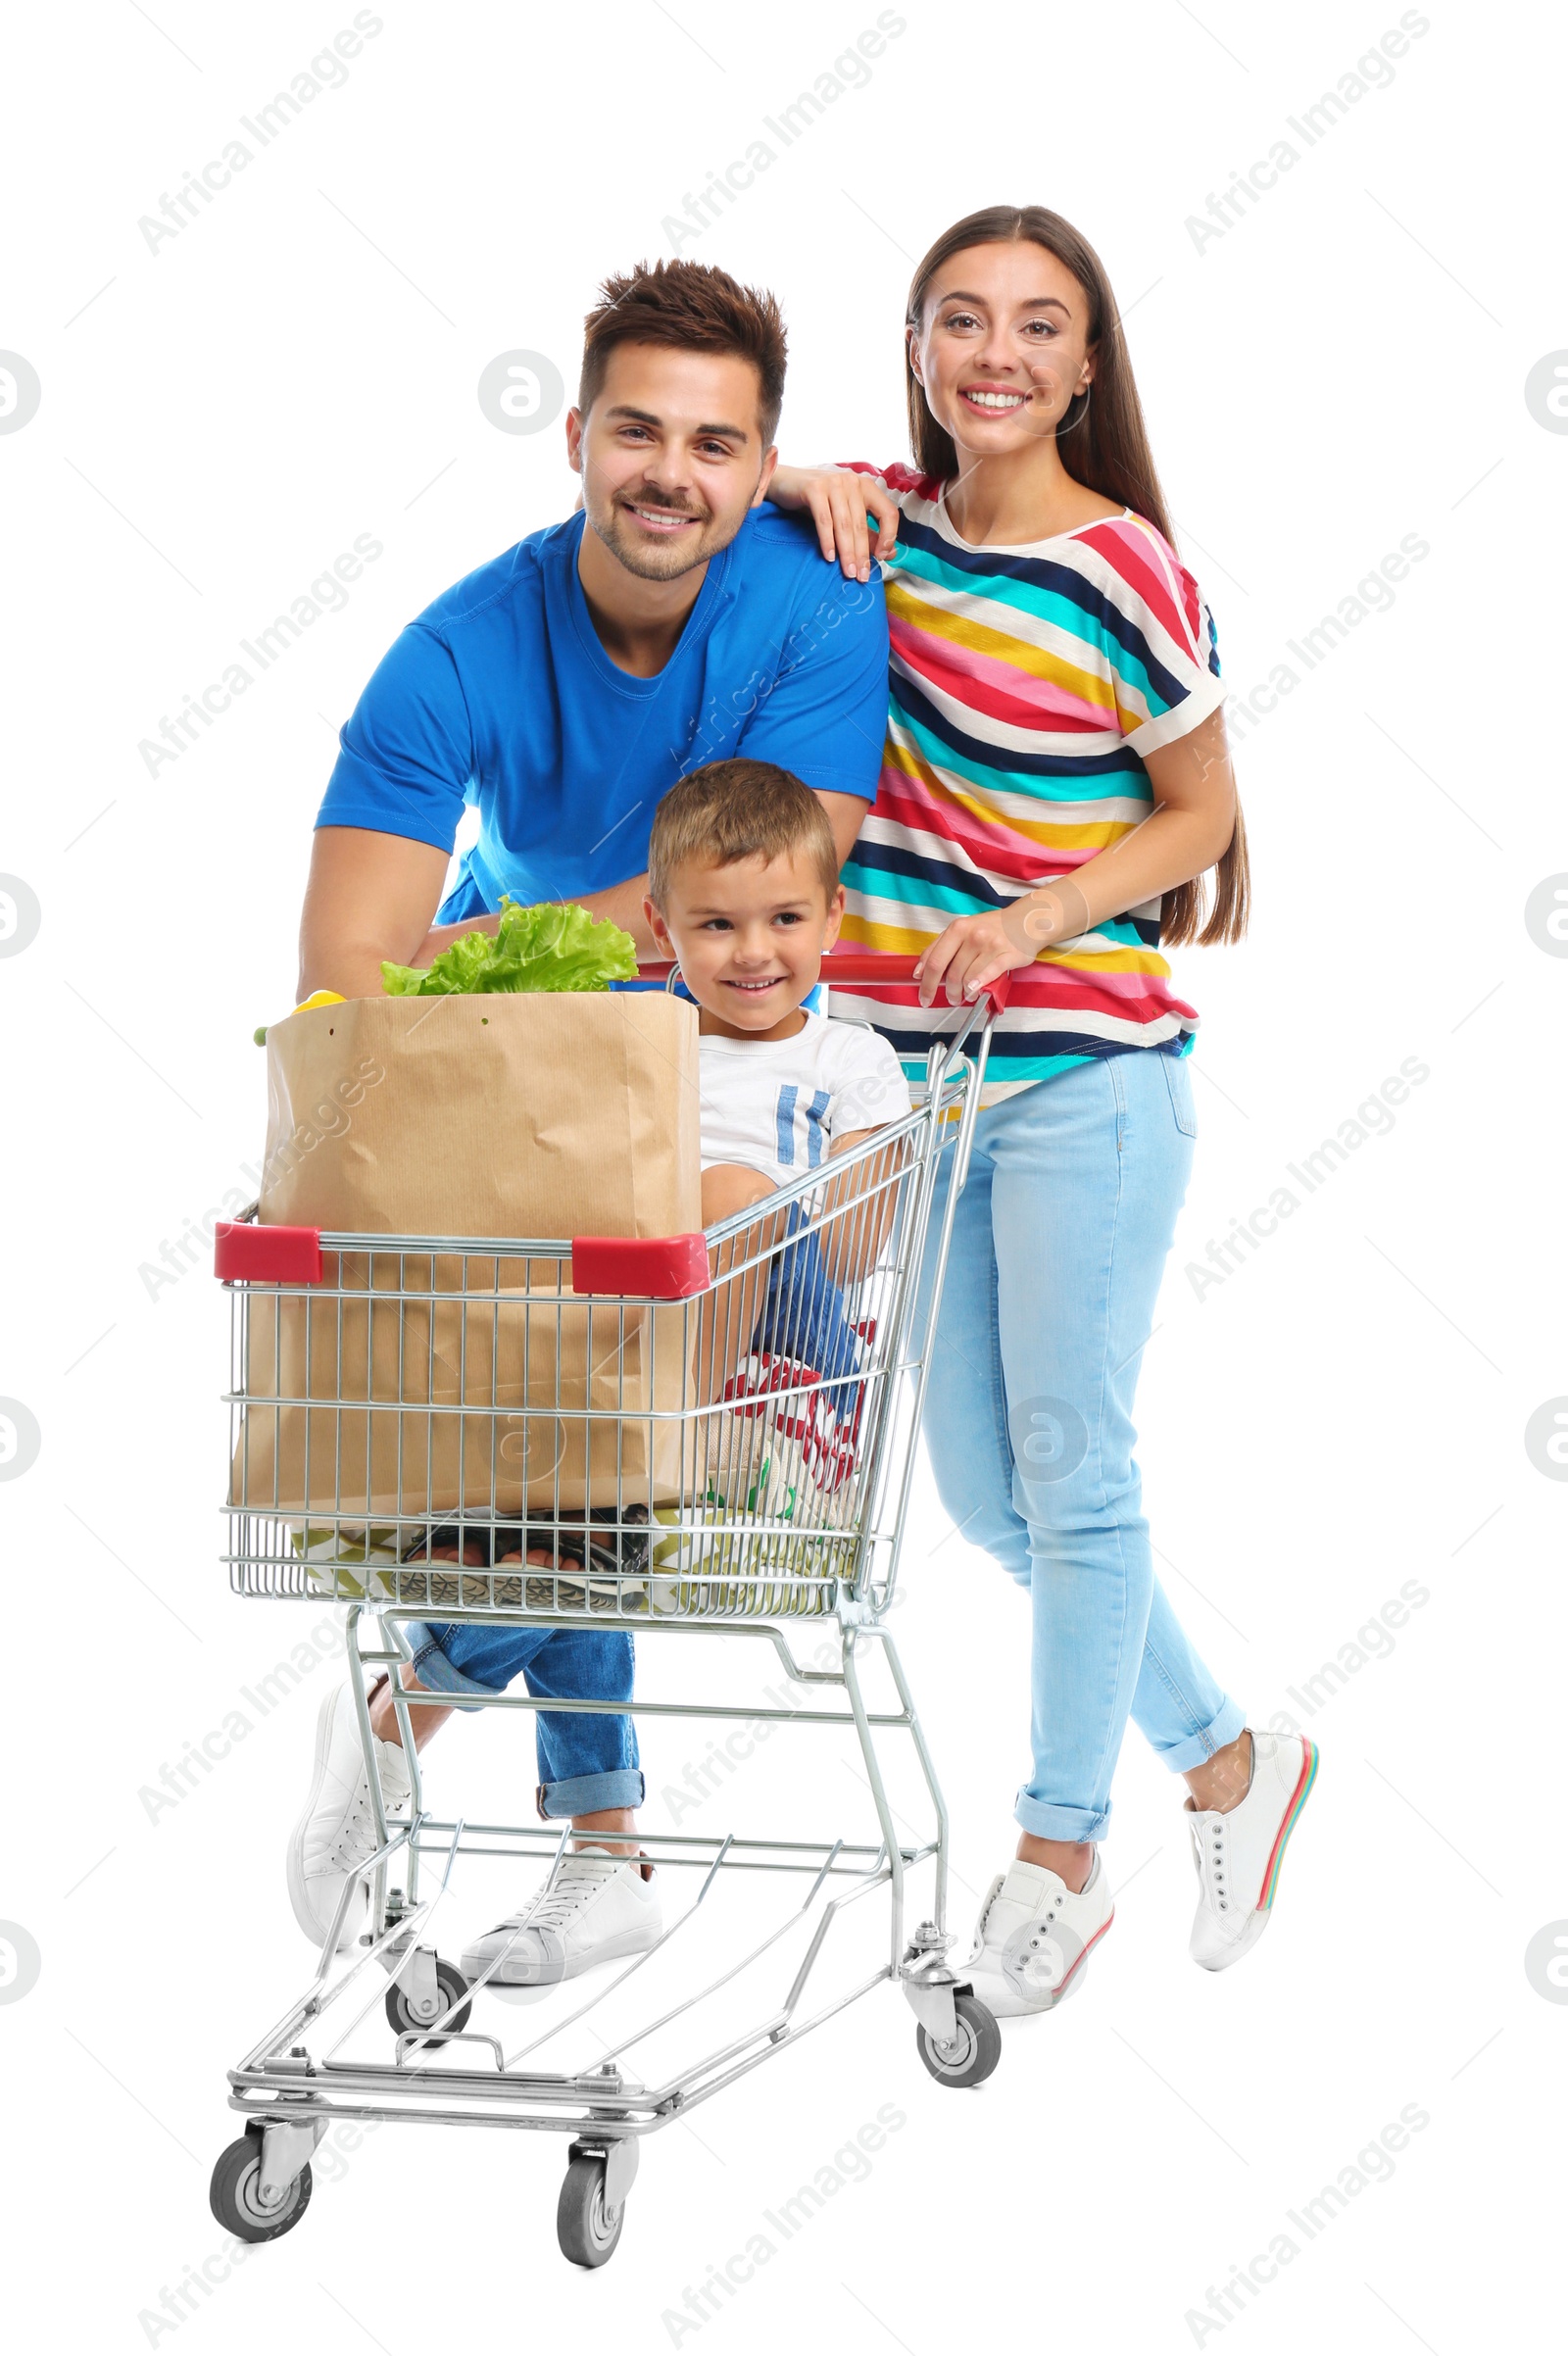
left=643, top=757, right=911, bottom=1397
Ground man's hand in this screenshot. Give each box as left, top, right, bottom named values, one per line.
left=298, top=827, right=453, bottom=1001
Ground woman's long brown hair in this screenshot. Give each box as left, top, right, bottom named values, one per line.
left=906, top=205, right=1249, bottom=947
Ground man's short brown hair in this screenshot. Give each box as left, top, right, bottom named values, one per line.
left=579, top=260, right=788, bottom=445
left=647, top=761, right=839, bottom=906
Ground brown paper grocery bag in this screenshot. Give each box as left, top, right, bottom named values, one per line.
left=230, top=992, right=701, bottom=1520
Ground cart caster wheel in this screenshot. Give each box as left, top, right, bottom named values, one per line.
left=385, top=1956, right=471, bottom=2044
left=915, top=1991, right=1002, bottom=2089
left=557, top=2150, right=627, bottom=2268
left=209, top=2132, right=313, bottom=2242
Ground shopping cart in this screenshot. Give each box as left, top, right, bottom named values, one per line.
left=209, top=953, right=1010, bottom=2266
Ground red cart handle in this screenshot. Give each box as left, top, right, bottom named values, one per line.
left=214, top=1220, right=322, bottom=1283
left=637, top=950, right=1013, bottom=1010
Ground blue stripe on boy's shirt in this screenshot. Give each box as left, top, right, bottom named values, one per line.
left=805, top=1089, right=830, bottom=1167
left=775, top=1084, right=799, bottom=1166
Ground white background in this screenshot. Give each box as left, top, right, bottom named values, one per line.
left=2, top=2, right=1563, bottom=2348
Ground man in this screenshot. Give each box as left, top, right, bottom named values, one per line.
left=290, top=258, right=888, bottom=1988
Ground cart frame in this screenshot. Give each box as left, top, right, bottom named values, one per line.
left=211, top=957, right=1011, bottom=2262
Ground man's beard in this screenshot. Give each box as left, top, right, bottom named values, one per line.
left=589, top=489, right=726, bottom=582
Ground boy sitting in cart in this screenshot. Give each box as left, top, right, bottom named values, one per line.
left=652, top=760, right=910, bottom=1412
left=292, top=761, right=909, bottom=1990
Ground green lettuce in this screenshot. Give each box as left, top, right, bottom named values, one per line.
left=380, top=898, right=638, bottom=997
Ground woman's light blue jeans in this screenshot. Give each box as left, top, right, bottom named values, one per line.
left=916, top=1045, right=1245, bottom=1843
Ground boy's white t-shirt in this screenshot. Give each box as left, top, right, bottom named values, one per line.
left=699, top=1011, right=912, bottom=1189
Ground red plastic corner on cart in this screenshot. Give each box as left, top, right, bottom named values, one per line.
left=571, top=1234, right=710, bottom=1300
left=214, top=1222, right=323, bottom=1284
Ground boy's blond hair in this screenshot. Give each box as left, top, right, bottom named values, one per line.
left=647, top=760, right=840, bottom=907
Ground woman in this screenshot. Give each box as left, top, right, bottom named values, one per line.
left=769, top=206, right=1315, bottom=2016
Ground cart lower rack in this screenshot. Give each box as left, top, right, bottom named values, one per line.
left=210, top=956, right=1011, bottom=2265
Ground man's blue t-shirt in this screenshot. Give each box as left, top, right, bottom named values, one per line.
left=317, top=505, right=889, bottom=923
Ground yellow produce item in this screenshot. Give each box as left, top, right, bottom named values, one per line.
left=254, top=989, right=345, bottom=1045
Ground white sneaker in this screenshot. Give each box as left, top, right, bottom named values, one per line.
left=963, top=1852, right=1114, bottom=2018
left=287, top=1684, right=411, bottom=1950
left=460, top=1847, right=662, bottom=1987
left=1187, top=1731, right=1318, bottom=1972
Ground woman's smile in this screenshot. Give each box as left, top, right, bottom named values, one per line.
left=959, top=383, right=1031, bottom=413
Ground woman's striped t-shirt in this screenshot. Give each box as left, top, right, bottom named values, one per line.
left=829, top=464, right=1227, bottom=1098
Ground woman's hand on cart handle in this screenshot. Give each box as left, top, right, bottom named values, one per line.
left=913, top=881, right=1091, bottom=1010
left=768, top=466, right=901, bottom=583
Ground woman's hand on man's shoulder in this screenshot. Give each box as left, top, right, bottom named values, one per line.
left=769, top=465, right=901, bottom=584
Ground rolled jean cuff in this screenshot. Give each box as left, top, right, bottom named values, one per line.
left=403, top=1624, right=507, bottom=1709
left=539, top=1768, right=646, bottom=1819
left=1147, top=1697, right=1248, bottom=1777
left=1014, top=1792, right=1113, bottom=1843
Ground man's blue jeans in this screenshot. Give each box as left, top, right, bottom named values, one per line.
left=401, top=1620, right=642, bottom=1819
left=915, top=1045, right=1245, bottom=1843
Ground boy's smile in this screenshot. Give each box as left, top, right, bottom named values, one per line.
left=645, top=849, right=845, bottom=1043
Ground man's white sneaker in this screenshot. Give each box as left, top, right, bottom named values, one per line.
left=963, top=1852, right=1114, bottom=2019
left=1187, top=1732, right=1318, bottom=1972
left=287, top=1684, right=411, bottom=1951
left=460, top=1847, right=662, bottom=1988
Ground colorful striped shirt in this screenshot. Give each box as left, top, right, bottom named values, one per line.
left=829, top=464, right=1226, bottom=1099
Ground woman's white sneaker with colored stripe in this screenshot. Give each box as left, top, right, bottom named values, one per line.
left=963, top=1852, right=1114, bottom=2017
left=1187, top=1732, right=1318, bottom=1972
